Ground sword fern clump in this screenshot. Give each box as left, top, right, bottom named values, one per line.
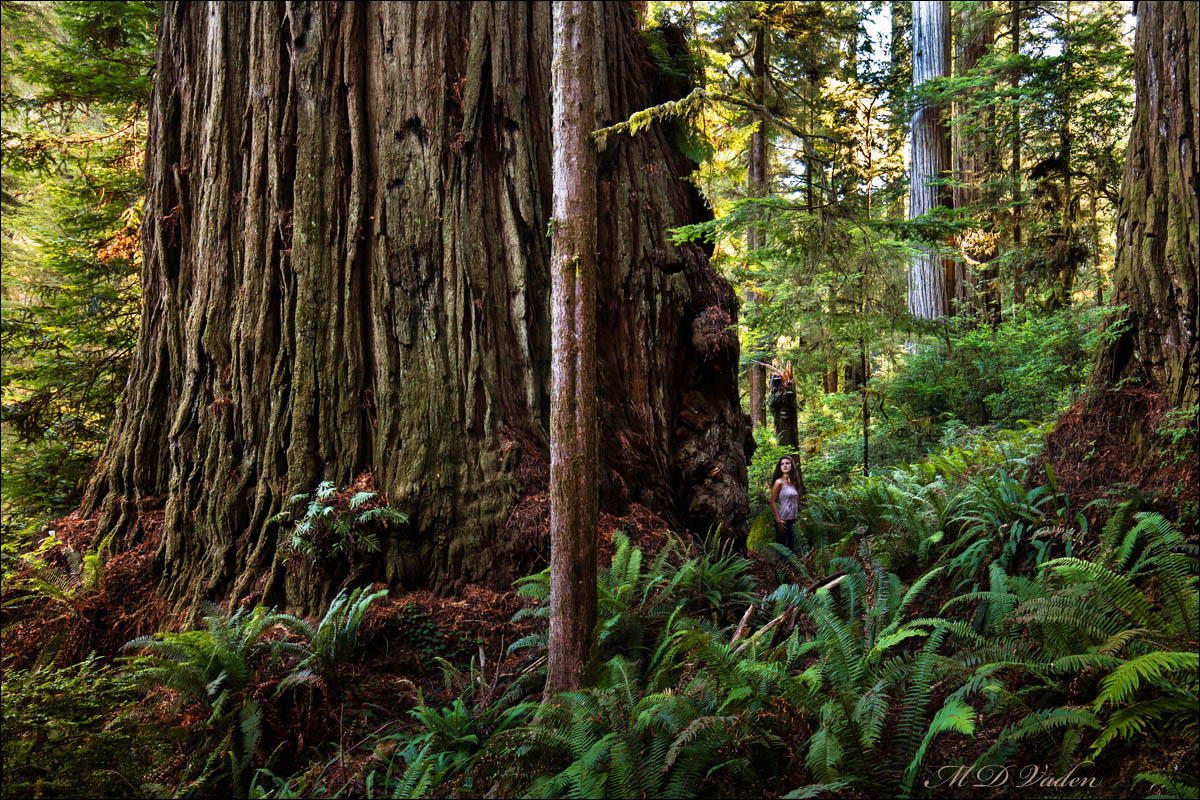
left=123, top=588, right=387, bottom=795
left=123, top=605, right=291, bottom=795
left=270, top=481, right=406, bottom=560
left=274, top=585, right=387, bottom=686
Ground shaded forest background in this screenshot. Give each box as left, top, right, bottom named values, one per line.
left=2, top=1, right=1196, bottom=799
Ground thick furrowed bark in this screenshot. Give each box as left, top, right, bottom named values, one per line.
left=84, top=1, right=748, bottom=614
left=1094, top=2, right=1198, bottom=408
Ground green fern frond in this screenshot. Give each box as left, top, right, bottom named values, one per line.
left=901, top=698, right=975, bottom=795
left=1134, top=769, right=1200, bottom=800
left=1093, top=651, right=1199, bottom=710
left=1092, top=696, right=1198, bottom=755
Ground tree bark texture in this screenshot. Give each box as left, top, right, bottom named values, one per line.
left=889, top=2, right=912, bottom=165
left=546, top=0, right=598, bottom=695
left=83, top=1, right=749, bottom=614
left=746, top=22, right=769, bottom=429
left=909, top=0, right=954, bottom=319
left=1095, top=1, right=1198, bottom=408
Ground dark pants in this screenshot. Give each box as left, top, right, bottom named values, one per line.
left=776, top=518, right=796, bottom=551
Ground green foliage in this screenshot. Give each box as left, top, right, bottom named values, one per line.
left=275, top=586, right=387, bottom=684
left=393, top=603, right=480, bottom=666
left=123, top=605, right=289, bottom=795
left=274, top=438, right=1194, bottom=799
left=2, top=528, right=115, bottom=663
left=371, top=692, right=528, bottom=798
left=388, top=604, right=477, bottom=666
left=4, top=530, right=101, bottom=605
left=1, top=2, right=157, bottom=108
left=1157, top=404, right=1199, bottom=469
left=1, top=1, right=156, bottom=523
left=504, top=658, right=776, bottom=799
left=123, top=589, right=387, bottom=795
left=269, top=481, right=406, bottom=560
left=1, top=656, right=165, bottom=798
left=1135, top=769, right=1200, bottom=800
left=890, top=306, right=1110, bottom=426
left=950, top=511, right=1199, bottom=771
left=511, top=530, right=758, bottom=672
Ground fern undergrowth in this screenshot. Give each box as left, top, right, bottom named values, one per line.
left=346, top=428, right=1197, bottom=800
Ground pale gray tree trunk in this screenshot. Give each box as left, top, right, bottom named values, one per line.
left=546, top=0, right=599, bottom=695
left=909, top=0, right=953, bottom=319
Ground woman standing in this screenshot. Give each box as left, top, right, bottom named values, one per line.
left=770, top=456, right=803, bottom=551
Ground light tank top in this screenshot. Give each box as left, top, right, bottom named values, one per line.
left=778, top=480, right=799, bottom=521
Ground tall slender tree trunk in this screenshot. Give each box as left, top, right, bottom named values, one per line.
left=1091, top=190, right=1103, bottom=304
left=747, top=21, right=769, bottom=429
left=1048, top=1, right=1078, bottom=313
left=860, top=337, right=870, bottom=476
left=824, top=281, right=838, bottom=393
left=909, top=0, right=953, bottom=319
left=953, top=1, right=999, bottom=322
left=83, top=1, right=749, bottom=614
left=1094, top=1, right=1198, bottom=408
left=546, top=0, right=598, bottom=695
left=889, top=1, right=912, bottom=173
left=1010, top=0, right=1025, bottom=307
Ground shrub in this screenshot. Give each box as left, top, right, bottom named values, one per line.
left=1, top=656, right=166, bottom=798
left=276, top=586, right=388, bottom=685
left=123, top=605, right=292, bottom=795
left=890, top=305, right=1109, bottom=426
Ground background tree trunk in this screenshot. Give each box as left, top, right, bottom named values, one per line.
left=546, top=0, right=598, bottom=696
left=909, top=0, right=953, bottom=319
left=83, top=1, right=749, bottom=614
left=1094, top=1, right=1198, bottom=408
left=953, top=1, right=1000, bottom=323
left=889, top=2, right=911, bottom=169
left=746, top=21, right=769, bottom=430
left=1010, top=0, right=1025, bottom=307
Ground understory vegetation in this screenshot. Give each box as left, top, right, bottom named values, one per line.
left=4, top=414, right=1195, bottom=798
left=329, top=428, right=1196, bottom=799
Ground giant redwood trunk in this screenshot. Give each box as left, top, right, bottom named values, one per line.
left=746, top=21, right=769, bottom=429
left=84, top=1, right=748, bottom=614
left=1094, top=1, right=1198, bottom=408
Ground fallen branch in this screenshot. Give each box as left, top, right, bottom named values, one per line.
left=730, top=604, right=756, bottom=644
left=733, top=610, right=788, bottom=656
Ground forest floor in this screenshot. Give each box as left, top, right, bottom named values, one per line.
left=0, top=494, right=705, bottom=795
left=1042, top=385, right=1198, bottom=538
